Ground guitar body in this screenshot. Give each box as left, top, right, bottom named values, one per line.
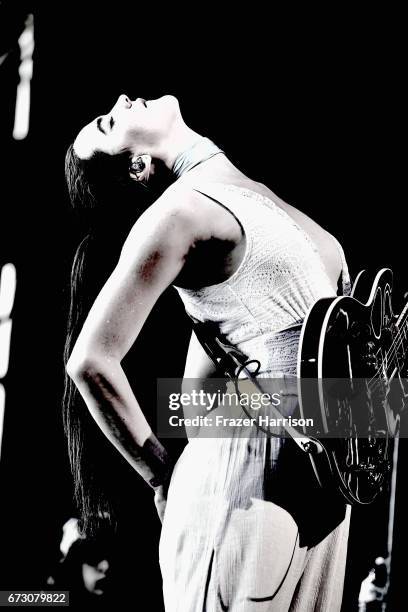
left=298, top=268, right=408, bottom=504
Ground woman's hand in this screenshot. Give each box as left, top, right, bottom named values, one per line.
left=153, top=463, right=174, bottom=524
left=153, top=483, right=168, bottom=524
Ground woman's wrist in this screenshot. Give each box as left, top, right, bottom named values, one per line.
left=138, top=434, right=174, bottom=490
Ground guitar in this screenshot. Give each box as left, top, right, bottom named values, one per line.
left=188, top=268, right=408, bottom=506
left=298, top=268, right=408, bottom=505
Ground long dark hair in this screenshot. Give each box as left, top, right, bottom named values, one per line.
left=63, top=145, right=167, bottom=536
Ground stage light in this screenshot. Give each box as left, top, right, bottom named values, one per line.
left=13, top=13, right=34, bottom=141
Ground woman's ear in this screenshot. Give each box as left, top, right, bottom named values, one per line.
left=129, top=154, right=152, bottom=184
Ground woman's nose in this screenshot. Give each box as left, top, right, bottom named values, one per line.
left=116, top=94, right=132, bottom=108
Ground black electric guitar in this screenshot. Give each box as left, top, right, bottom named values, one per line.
left=189, top=268, right=408, bottom=506
left=298, top=268, right=408, bottom=504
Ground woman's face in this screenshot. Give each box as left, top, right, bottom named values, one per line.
left=74, top=94, right=180, bottom=160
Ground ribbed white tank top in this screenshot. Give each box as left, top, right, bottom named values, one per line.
left=173, top=183, right=351, bottom=376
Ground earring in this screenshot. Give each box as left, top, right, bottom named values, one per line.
left=130, top=154, right=152, bottom=185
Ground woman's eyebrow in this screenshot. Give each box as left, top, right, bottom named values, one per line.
left=96, top=117, right=106, bottom=135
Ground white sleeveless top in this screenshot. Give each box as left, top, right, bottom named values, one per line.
left=172, top=183, right=351, bottom=376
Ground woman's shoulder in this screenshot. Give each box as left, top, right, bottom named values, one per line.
left=120, top=182, right=233, bottom=260
left=131, top=182, right=201, bottom=231
left=148, top=181, right=207, bottom=219
left=145, top=181, right=243, bottom=244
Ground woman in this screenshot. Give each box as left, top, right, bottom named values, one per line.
left=64, top=93, right=351, bottom=611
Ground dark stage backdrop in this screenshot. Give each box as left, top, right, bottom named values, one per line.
left=0, top=5, right=405, bottom=610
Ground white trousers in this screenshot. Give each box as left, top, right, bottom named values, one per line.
left=159, top=435, right=351, bottom=612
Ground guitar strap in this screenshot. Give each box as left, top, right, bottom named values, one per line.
left=185, top=313, right=257, bottom=379
left=185, top=312, right=321, bottom=454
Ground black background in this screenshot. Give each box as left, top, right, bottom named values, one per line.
left=0, top=3, right=405, bottom=610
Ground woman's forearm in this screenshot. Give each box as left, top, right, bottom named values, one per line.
left=67, top=357, right=173, bottom=489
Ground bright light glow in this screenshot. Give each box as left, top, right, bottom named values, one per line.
left=0, top=384, right=4, bottom=461
left=0, top=321, right=12, bottom=379
left=13, top=14, right=34, bottom=141
left=0, top=263, right=17, bottom=318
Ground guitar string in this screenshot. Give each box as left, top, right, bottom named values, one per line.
left=368, top=334, right=406, bottom=390
left=367, top=318, right=408, bottom=392
left=368, top=309, right=408, bottom=382
left=370, top=333, right=405, bottom=388
left=336, top=308, right=407, bottom=403
left=370, top=316, right=408, bottom=385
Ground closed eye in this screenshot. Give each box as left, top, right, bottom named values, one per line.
left=96, top=117, right=106, bottom=135
left=109, top=116, right=115, bottom=129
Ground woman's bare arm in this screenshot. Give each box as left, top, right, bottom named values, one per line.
left=66, top=187, right=205, bottom=491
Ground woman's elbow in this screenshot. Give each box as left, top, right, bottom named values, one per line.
left=65, top=354, right=105, bottom=383
left=66, top=356, right=87, bottom=382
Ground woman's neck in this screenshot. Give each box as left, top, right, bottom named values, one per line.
left=158, top=126, right=203, bottom=170
left=153, top=124, right=248, bottom=185
left=177, top=153, right=244, bottom=183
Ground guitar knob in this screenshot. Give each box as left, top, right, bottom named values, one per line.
left=368, top=473, right=377, bottom=485
left=301, top=440, right=320, bottom=455
left=349, top=322, right=360, bottom=338
left=350, top=321, right=367, bottom=338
